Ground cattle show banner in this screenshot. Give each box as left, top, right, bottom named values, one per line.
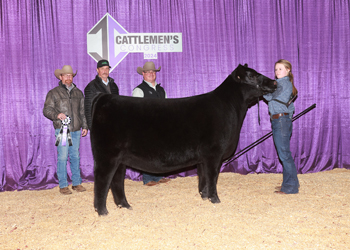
left=87, top=13, right=182, bottom=72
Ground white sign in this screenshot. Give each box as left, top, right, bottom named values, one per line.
left=87, top=13, right=183, bottom=72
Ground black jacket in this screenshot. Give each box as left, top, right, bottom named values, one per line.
left=43, top=81, right=87, bottom=132
left=84, top=75, right=119, bottom=130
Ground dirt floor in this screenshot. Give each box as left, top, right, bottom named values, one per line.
left=1, top=168, right=350, bottom=250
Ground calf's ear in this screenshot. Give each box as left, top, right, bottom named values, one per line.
left=235, top=65, right=245, bottom=81
left=244, top=64, right=248, bottom=67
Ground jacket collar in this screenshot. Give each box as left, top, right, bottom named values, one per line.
left=95, top=75, right=114, bottom=84
left=59, top=81, right=75, bottom=90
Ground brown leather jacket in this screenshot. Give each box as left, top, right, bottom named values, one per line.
left=43, top=81, right=88, bottom=132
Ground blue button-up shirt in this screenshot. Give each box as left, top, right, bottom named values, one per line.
left=263, top=76, right=295, bottom=118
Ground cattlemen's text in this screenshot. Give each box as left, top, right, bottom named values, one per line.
left=116, top=35, right=180, bottom=44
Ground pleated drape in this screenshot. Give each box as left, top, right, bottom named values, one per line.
left=1, top=0, right=349, bottom=191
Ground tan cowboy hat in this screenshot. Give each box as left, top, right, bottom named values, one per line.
left=137, top=61, right=161, bottom=75
left=54, top=65, right=77, bottom=79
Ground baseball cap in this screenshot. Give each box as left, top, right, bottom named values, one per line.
left=97, top=59, right=111, bottom=68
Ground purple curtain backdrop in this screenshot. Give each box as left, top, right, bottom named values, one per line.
left=1, top=0, right=349, bottom=191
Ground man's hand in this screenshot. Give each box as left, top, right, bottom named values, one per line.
left=57, top=113, right=67, bottom=120
left=82, top=129, right=88, bottom=137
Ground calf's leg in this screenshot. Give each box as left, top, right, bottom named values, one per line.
left=94, top=158, right=117, bottom=216
left=197, top=163, right=208, bottom=200
left=110, top=163, right=132, bottom=209
left=203, top=158, right=221, bottom=203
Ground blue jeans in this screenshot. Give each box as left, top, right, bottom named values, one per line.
left=272, top=116, right=299, bottom=194
left=55, top=129, right=82, bottom=188
left=143, top=172, right=163, bottom=184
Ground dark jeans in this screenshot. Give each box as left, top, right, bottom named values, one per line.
left=143, top=172, right=163, bottom=185
left=272, top=116, right=299, bottom=194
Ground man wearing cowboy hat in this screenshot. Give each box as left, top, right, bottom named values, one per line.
left=43, top=65, right=88, bottom=195
left=132, top=61, right=171, bottom=186
left=84, top=59, right=119, bottom=130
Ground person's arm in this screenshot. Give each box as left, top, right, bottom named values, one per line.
left=81, top=129, right=88, bottom=137
left=110, top=80, right=119, bottom=95
left=43, top=91, right=60, bottom=121
left=272, top=80, right=293, bottom=103
left=276, top=81, right=293, bottom=103
left=132, top=87, right=144, bottom=97
left=263, top=93, right=273, bottom=101
left=263, top=83, right=283, bottom=102
left=80, top=92, right=88, bottom=135
left=84, top=84, right=94, bottom=130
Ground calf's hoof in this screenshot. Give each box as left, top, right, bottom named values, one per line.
left=199, top=191, right=209, bottom=200
left=117, top=203, right=133, bottom=210
left=96, top=207, right=109, bottom=216
left=208, top=196, right=221, bottom=204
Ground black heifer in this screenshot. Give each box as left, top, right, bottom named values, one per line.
left=91, top=64, right=276, bottom=215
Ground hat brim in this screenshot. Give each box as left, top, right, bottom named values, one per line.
left=54, top=69, right=77, bottom=80
left=137, top=66, right=161, bottom=75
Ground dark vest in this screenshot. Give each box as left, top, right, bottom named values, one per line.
left=136, top=81, right=166, bottom=99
